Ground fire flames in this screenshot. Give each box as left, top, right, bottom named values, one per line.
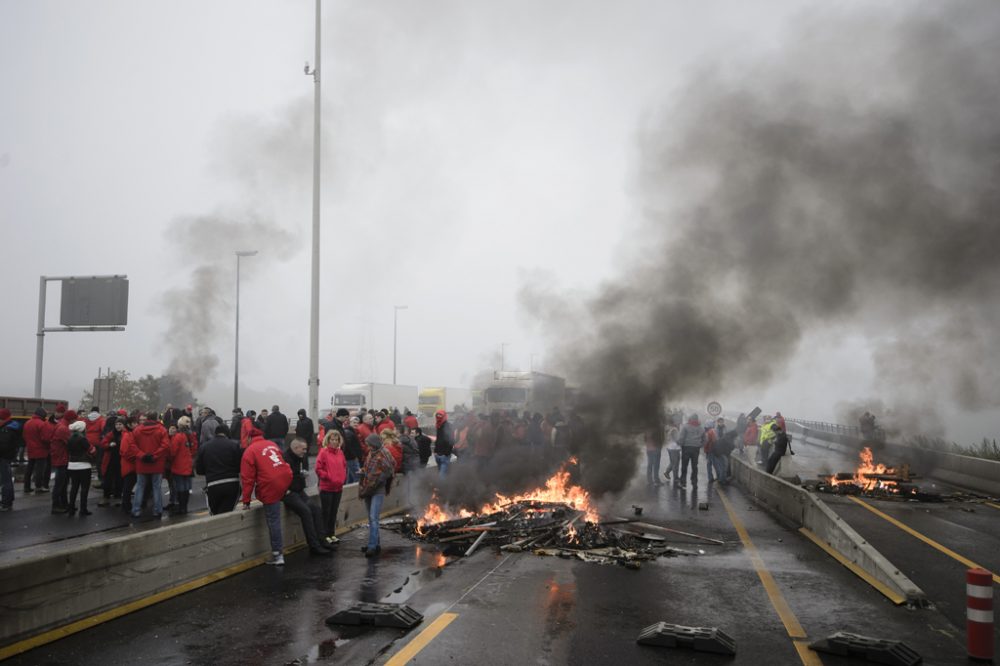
left=828, top=447, right=899, bottom=493
left=417, top=460, right=599, bottom=533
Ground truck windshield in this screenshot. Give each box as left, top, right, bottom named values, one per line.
left=485, top=387, right=527, bottom=403
left=418, top=395, right=440, bottom=405
left=334, top=394, right=364, bottom=406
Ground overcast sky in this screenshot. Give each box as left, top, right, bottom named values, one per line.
left=2, top=1, right=994, bottom=442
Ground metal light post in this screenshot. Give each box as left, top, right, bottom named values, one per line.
left=234, top=251, right=258, bottom=411
left=304, top=0, right=322, bottom=422
left=393, top=305, right=408, bottom=384
left=500, top=342, right=509, bottom=371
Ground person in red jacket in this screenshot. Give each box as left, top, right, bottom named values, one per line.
left=97, top=418, right=126, bottom=507
left=240, top=411, right=256, bottom=450
left=403, top=410, right=419, bottom=431
left=49, top=410, right=76, bottom=513
left=130, top=412, right=169, bottom=520
left=120, top=419, right=137, bottom=514
left=23, top=408, right=50, bottom=494
left=375, top=411, right=395, bottom=435
left=85, top=407, right=105, bottom=485
left=381, top=429, right=404, bottom=473
left=168, top=416, right=197, bottom=514
left=315, top=429, right=347, bottom=544
left=241, top=426, right=293, bottom=565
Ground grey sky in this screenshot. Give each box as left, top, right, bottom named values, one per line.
left=2, top=1, right=992, bottom=442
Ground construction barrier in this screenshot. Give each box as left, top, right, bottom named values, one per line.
left=966, top=567, right=994, bottom=661
left=0, top=478, right=410, bottom=654
left=730, top=455, right=926, bottom=606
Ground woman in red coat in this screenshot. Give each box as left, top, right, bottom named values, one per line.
left=315, top=430, right=348, bottom=543
left=97, top=419, right=126, bottom=506
left=168, top=416, right=197, bottom=514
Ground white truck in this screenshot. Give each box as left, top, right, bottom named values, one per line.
left=331, top=383, right=418, bottom=415
left=482, top=371, right=566, bottom=416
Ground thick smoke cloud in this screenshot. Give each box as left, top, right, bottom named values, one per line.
left=524, top=4, right=1000, bottom=493
left=160, top=99, right=315, bottom=392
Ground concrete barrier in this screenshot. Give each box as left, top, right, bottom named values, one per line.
left=794, top=424, right=1000, bottom=497
left=730, top=456, right=926, bottom=606
left=0, top=478, right=410, bottom=652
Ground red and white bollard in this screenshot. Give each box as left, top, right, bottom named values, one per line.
left=967, top=567, right=994, bottom=662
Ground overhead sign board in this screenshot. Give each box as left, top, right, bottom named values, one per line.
left=60, top=276, right=129, bottom=326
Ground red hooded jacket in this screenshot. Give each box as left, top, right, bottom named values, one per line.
left=85, top=414, right=105, bottom=448
left=315, top=446, right=347, bottom=492
left=376, top=419, right=395, bottom=434
left=403, top=414, right=419, bottom=430
left=131, top=421, right=170, bottom=474
left=240, top=436, right=292, bottom=504
left=120, top=430, right=136, bottom=476
left=23, top=415, right=50, bottom=460
left=169, top=431, right=197, bottom=476
left=240, top=418, right=255, bottom=449
left=50, top=415, right=74, bottom=467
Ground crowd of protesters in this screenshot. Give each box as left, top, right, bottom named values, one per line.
left=645, top=410, right=792, bottom=488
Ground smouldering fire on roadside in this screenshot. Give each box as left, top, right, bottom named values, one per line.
left=416, top=459, right=599, bottom=532
left=827, top=446, right=902, bottom=493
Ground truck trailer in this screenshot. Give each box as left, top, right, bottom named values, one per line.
left=331, top=383, right=418, bottom=415
left=482, top=371, right=566, bottom=416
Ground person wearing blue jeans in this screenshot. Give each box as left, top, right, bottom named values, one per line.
left=346, top=459, right=361, bottom=484
left=263, top=502, right=283, bottom=559
left=434, top=454, right=450, bottom=479
left=365, top=493, right=385, bottom=553
left=132, top=473, right=163, bottom=518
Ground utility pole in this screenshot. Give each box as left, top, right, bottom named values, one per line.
left=305, top=0, right=322, bottom=422
left=234, top=250, right=258, bottom=412
left=393, top=305, right=408, bottom=384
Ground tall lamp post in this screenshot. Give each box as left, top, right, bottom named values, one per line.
left=500, top=342, right=509, bottom=371
left=234, top=250, right=258, bottom=411
left=393, top=305, right=408, bottom=384
left=304, top=0, right=322, bottom=422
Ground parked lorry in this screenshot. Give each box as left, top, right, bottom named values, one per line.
left=482, top=371, right=566, bottom=416
left=417, top=387, right=473, bottom=419
left=331, top=383, right=418, bottom=415
left=0, top=396, right=68, bottom=423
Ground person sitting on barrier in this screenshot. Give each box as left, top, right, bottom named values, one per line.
left=196, top=424, right=242, bottom=514
left=241, top=425, right=293, bottom=565
left=316, top=429, right=347, bottom=545
left=765, top=423, right=792, bottom=475
left=281, top=437, right=334, bottom=557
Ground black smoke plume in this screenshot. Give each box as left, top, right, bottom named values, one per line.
left=524, top=5, right=1000, bottom=494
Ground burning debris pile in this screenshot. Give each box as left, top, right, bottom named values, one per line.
left=815, top=447, right=921, bottom=498
left=393, top=462, right=705, bottom=569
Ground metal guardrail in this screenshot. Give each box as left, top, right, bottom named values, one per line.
left=788, top=418, right=885, bottom=443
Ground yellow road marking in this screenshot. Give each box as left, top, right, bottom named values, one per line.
left=384, top=612, right=458, bottom=666
left=797, top=527, right=906, bottom=605
left=848, top=496, right=1000, bottom=585
left=985, top=502, right=1000, bottom=512
left=0, top=506, right=412, bottom=660
left=0, top=555, right=269, bottom=660
left=717, top=490, right=824, bottom=666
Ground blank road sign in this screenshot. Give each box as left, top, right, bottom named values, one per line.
left=60, top=277, right=129, bottom=326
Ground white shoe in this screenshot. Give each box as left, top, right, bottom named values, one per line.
left=267, top=551, right=285, bottom=566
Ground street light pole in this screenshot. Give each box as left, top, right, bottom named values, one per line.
left=500, top=342, right=509, bottom=371
left=305, top=0, right=322, bottom=423
left=393, top=305, right=408, bottom=384
left=234, top=251, right=258, bottom=412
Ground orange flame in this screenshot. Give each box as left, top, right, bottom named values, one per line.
left=829, top=447, right=898, bottom=492
left=416, top=460, right=599, bottom=529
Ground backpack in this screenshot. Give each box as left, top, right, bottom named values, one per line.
left=0, top=424, right=18, bottom=460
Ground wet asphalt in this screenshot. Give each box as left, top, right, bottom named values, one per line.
left=3, top=453, right=981, bottom=665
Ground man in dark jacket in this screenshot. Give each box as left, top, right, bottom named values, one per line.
left=340, top=411, right=363, bottom=483
left=765, top=424, right=792, bottom=475
left=196, top=425, right=243, bottom=514
left=265, top=405, right=289, bottom=444
left=414, top=428, right=432, bottom=467
left=230, top=408, right=244, bottom=437
left=282, top=438, right=332, bottom=556
left=433, top=410, right=455, bottom=478
left=294, top=409, right=314, bottom=468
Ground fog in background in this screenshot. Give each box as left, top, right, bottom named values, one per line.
left=2, top=1, right=997, bottom=446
